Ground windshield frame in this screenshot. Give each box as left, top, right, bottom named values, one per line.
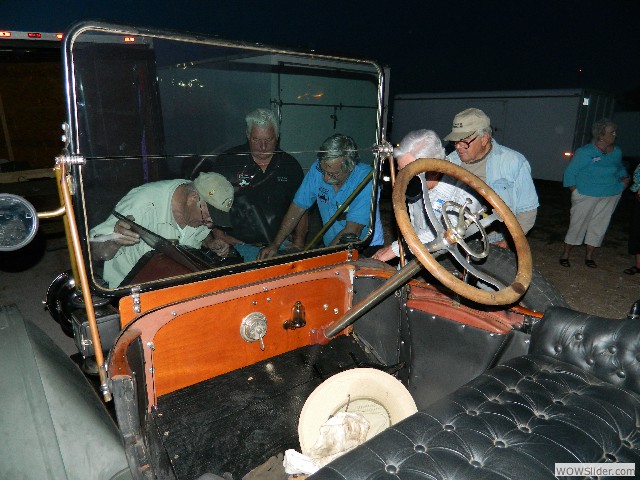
left=61, top=21, right=387, bottom=296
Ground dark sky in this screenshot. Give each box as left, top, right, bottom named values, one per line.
left=2, top=0, right=639, bottom=99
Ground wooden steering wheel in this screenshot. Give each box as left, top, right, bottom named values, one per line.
left=392, top=158, right=533, bottom=305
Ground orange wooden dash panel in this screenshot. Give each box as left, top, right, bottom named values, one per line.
left=119, top=251, right=352, bottom=325
left=118, top=264, right=355, bottom=407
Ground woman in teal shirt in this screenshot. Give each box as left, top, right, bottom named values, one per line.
left=560, top=118, right=629, bottom=268
left=624, top=162, right=640, bottom=275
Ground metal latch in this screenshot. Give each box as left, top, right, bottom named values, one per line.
left=131, top=286, right=141, bottom=314
left=240, top=312, right=268, bottom=350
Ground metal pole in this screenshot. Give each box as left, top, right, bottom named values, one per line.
left=324, top=259, right=422, bottom=338
left=57, top=158, right=111, bottom=401
left=304, top=169, right=374, bottom=251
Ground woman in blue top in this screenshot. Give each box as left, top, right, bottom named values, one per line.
left=560, top=119, right=629, bottom=268
left=624, top=162, right=640, bottom=275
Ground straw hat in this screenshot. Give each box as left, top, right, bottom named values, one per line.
left=298, top=368, right=417, bottom=457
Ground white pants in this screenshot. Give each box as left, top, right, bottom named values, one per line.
left=564, top=190, right=621, bottom=247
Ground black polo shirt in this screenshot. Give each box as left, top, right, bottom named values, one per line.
left=198, top=143, right=304, bottom=244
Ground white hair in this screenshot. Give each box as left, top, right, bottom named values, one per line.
left=394, top=129, right=445, bottom=159
left=245, top=108, right=279, bottom=138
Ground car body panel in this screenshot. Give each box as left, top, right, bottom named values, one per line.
left=0, top=305, right=132, bottom=480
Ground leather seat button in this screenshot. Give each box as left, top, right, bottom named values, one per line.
left=608, top=345, right=618, bottom=354
left=554, top=345, right=562, bottom=353
left=617, top=370, right=626, bottom=378
left=605, top=453, right=617, bottom=462
left=467, top=410, right=478, bottom=416
left=622, top=440, right=632, bottom=448
left=494, top=440, right=506, bottom=448
left=575, top=333, right=583, bottom=341
left=507, top=387, right=517, bottom=393
left=414, top=444, right=426, bottom=453
left=586, top=358, right=595, bottom=365
left=554, top=400, right=564, bottom=406
left=470, top=460, right=482, bottom=468
left=385, top=465, right=398, bottom=474
left=519, top=426, right=531, bottom=433
left=444, top=424, right=454, bottom=431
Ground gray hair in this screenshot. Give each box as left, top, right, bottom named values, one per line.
left=394, top=129, right=445, bottom=159
left=245, top=108, right=279, bottom=138
left=592, top=118, right=616, bottom=140
left=318, top=134, right=359, bottom=172
left=475, top=126, right=492, bottom=138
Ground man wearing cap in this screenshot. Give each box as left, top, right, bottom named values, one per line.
left=192, top=108, right=307, bottom=262
left=444, top=108, right=538, bottom=246
left=89, top=172, right=234, bottom=288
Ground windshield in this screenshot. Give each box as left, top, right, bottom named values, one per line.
left=64, top=23, right=384, bottom=292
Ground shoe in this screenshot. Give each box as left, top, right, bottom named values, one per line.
left=585, top=259, right=597, bottom=268
left=559, top=258, right=570, bottom=267
left=623, top=266, right=640, bottom=275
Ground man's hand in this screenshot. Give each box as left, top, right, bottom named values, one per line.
left=112, top=216, right=140, bottom=245
left=90, top=215, right=140, bottom=261
left=258, top=244, right=278, bottom=260
left=491, top=239, right=509, bottom=249
left=371, top=245, right=396, bottom=262
left=204, top=236, right=230, bottom=257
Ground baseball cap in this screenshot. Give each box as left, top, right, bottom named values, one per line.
left=443, top=108, right=491, bottom=142
left=193, top=172, right=234, bottom=227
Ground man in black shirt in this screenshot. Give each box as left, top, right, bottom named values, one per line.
left=193, top=108, right=307, bottom=261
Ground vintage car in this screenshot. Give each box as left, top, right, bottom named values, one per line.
left=1, top=21, right=639, bottom=480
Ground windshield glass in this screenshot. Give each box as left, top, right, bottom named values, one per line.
left=65, top=24, right=384, bottom=292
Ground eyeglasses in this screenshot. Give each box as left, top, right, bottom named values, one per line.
left=452, top=135, right=479, bottom=149
left=316, top=162, right=344, bottom=180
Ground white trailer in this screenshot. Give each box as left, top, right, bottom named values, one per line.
left=391, top=89, right=615, bottom=182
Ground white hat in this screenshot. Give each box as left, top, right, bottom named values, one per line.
left=298, top=368, right=417, bottom=457
left=443, top=108, right=491, bottom=141
left=193, top=172, right=234, bottom=226
left=194, top=172, right=233, bottom=212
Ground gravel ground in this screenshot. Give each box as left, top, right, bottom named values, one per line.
left=525, top=180, right=638, bottom=319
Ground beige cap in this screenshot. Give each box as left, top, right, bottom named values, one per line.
left=193, top=172, right=234, bottom=227
left=193, top=172, right=234, bottom=212
left=443, top=108, right=490, bottom=141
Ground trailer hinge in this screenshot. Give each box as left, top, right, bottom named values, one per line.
left=131, top=286, right=142, bottom=314
left=55, top=153, right=85, bottom=166
left=373, top=140, right=394, bottom=157
left=67, top=154, right=85, bottom=165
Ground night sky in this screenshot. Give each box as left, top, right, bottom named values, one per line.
left=2, top=0, right=639, bottom=101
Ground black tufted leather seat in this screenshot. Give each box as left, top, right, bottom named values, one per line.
left=312, top=307, right=640, bottom=479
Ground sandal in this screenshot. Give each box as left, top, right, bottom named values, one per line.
left=585, top=259, right=597, bottom=268
left=559, top=258, right=570, bottom=268
left=624, top=266, right=640, bottom=275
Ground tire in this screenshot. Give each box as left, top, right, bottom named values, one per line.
left=438, top=242, right=569, bottom=313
